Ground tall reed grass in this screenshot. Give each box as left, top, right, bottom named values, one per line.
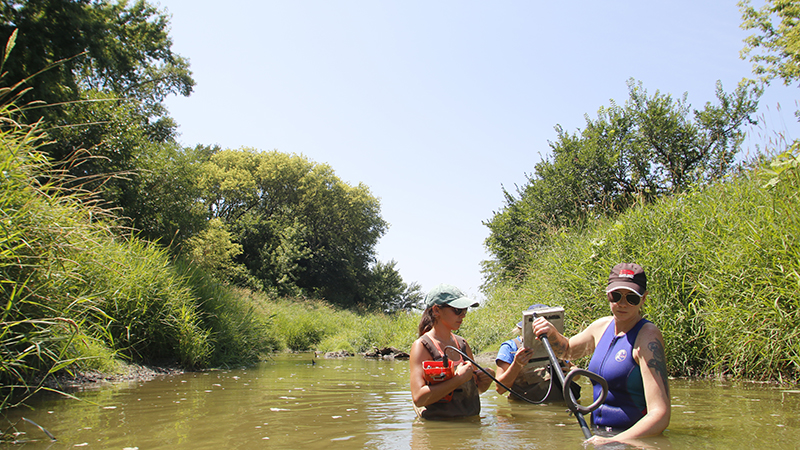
left=0, top=93, right=276, bottom=408
left=474, top=147, right=800, bottom=382
left=1, top=99, right=99, bottom=407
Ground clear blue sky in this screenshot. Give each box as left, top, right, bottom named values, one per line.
left=158, top=0, right=797, bottom=301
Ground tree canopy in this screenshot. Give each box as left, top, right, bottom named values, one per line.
left=195, top=148, right=390, bottom=307
left=740, top=0, right=800, bottom=88
left=0, top=0, right=193, bottom=116
left=0, top=0, right=194, bottom=213
left=484, top=79, right=761, bottom=280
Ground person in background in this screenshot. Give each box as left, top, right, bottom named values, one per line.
left=409, top=284, right=493, bottom=419
left=495, top=304, right=579, bottom=403
left=532, top=263, right=670, bottom=445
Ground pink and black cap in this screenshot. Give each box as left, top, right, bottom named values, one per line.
left=606, top=263, right=647, bottom=297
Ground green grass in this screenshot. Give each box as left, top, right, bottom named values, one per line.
left=262, top=295, right=418, bottom=354
left=475, top=147, right=800, bottom=382
left=0, top=100, right=272, bottom=407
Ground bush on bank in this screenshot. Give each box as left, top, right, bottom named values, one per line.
left=468, top=149, right=800, bottom=383
left=262, top=294, right=418, bottom=354
left=0, top=115, right=274, bottom=407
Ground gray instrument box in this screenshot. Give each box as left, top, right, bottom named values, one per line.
left=521, top=306, right=565, bottom=366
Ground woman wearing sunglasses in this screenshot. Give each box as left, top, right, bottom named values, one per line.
left=410, top=284, right=494, bottom=419
left=532, top=263, right=670, bottom=445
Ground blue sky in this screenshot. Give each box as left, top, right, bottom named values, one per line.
left=158, top=0, right=797, bottom=301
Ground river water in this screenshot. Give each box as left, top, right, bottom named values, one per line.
left=2, top=353, right=799, bottom=449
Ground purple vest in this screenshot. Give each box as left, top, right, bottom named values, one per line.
left=587, top=318, right=649, bottom=429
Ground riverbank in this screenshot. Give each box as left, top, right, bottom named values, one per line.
left=43, top=362, right=185, bottom=392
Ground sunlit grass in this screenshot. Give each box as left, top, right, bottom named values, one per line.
left=477, top=145, right=800, bottom=382
left=256, top=294, right=419, bottom=354
left=1, top=91, right=261, bottom=406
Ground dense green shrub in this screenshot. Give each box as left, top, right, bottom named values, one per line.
left=1, top=94, right=272, bottom=408
left=184, top=280, right=280, bottom=368
left=476, top=149, right=800, bottom=382
left=262, top=296, right=418, bottom=354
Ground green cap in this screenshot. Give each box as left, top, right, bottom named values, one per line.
left=423, top=284, right=479, bottom=309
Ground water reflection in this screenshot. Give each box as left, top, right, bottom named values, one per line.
left=1, top=354, right=798, bottom=449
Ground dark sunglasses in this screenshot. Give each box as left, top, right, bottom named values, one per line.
left=444, top=305, right=467, bottom=315
left=608, top=290, right=642, bottom=305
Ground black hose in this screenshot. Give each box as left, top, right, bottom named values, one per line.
left=443, top=345, right=576, bottom=406
left=443, top=345, right=551, bottom=404
left=445, top=334, right=610, bottom=440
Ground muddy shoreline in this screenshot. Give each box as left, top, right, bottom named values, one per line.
left=44, top=362, right=185, bottom=391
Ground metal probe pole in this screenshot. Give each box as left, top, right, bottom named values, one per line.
left=538, top=334, right=593, bottom=439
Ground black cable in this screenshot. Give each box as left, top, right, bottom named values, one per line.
left=445, top=338, right=609, bottom=440
left=443, top=345, right=558, bottom=405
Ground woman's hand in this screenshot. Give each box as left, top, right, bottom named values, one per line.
left=532, top=316, right=556, bottom=340
left=513, top=346, right=534, bottom=367
left=586, top=435, right=612, bottom=446
left=453, top=361, right=475, bottom=380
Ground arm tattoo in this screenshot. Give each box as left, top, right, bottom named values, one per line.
left=551, top=336, right=567, bottom=358
left=647, top=340, right=670, bottom=396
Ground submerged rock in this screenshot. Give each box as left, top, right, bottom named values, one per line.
left=363, top=347, right=409, bottom=360
left=324, top=350, right=354, bottom=358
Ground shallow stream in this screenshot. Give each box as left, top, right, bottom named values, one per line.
left=2, top=353, right=798, bottom=449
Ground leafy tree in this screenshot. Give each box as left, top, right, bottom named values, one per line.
left=484, top=79, right=760, bottom=280
left=0, top=0, right=194, bottom=216
left=123, top=143, right=213, bottom=247
left=184, top=217, right=249, bottom=285
left=199, top=148, right=389, bottom=307
left=740, top=0, right=800, bottom=88
left=0, top=0, right=193, bottom=121
left=364, top=260, right=424, bottom=312
left=740, top=0, right=800, bottom=205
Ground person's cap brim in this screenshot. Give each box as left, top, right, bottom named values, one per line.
left=445, top=297, right=479, bottom=309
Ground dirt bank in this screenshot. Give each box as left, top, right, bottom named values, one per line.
left=44, top=362, right=184, bottom=391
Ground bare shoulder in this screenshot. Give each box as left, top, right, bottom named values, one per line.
left=637, top=321, right=665, bottom=346
left=585, top=316, right=613, bottom=337
left=635, top=321, right=670, bottom=394
left=410, top=337, right=432, bottom=361
left=565, top=316, right=612, bottom=359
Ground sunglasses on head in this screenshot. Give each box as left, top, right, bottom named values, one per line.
left=607, top=290, right=642, bottom=305
left=444, top=305, right=467, bottom=315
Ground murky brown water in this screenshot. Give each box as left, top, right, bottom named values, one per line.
left=2, top=353, right=799, bottom=449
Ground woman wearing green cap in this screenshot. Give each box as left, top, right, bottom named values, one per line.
left=409, top=284, right=493, bottom=419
